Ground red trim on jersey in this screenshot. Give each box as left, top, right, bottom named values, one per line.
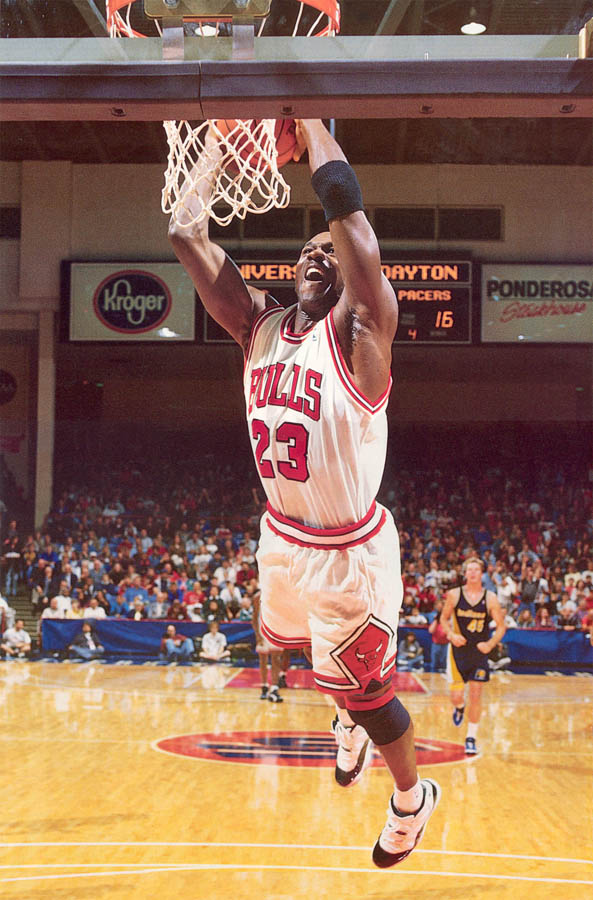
left=312, top=674, right=397, bottom=709
left=266, top=510, right=386, bottom=551
left=261, top=619, right=311, bottom=649
left=325, top=308, right=392, bottom=414
left=280, top=308, right=315, bottom=344
left=383, top=653, right=397, bottom=673
left=266, top=501, right=377, bottom=537
left=313, top=671, right=360, bottom=691
left=244, top=305, right=281, bottom=370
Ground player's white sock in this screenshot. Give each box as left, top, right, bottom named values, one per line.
left=336, top=707, right=356, bottom=728
left=467, top=722, right=478, bottom=739
left=394, top=778, right=424, bottom=813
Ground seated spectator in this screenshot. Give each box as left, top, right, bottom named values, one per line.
left=167, top=599, right=189, bottom=621
left=575, top=596, right=590, bottom=626
left=83, top=596, right=107, bottom=620
left=396, top=632, right=424, bottom=672
left=182, top=581, right=206, bottom=621
left=38, top=596, right=63, bottom=642
left=66, top=599, right=84, bottom=619
left=109, top=594, right=130, bottom=618
left=236, top=595, right=253, bottom=622
left=1, top=618, right=31, bottom=659
left=161, top=624, right=194, bottom=664
left=69, top=621, right=105, bottom=661
left=401, top=592, right=416, bottom=620
left=98, top=572, right=118, bottom=603
left=404, top=604, right=428, bottom=625
left=220, top=580, right=242, bottom=618
left=93, top=589, right=111, bottom=615
left=127, top=597, right=148, bottom=621
left=235, top=560, right=257, bottom=587
left=535, top=607, right=556, bottom=629
left=148, top=590, right=169, bottom=619
left=204, top=587, right=227, bottom=623
left=199, top=621, right=231, bottom=663
left=124, top=575, right=149, bottom=608
left=557, top=604, right=579, bottom=631
left=516, top=608, right=535, bottom=629
left=559, top=590, right=576, bottom=614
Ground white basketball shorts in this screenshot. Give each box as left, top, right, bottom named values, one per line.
left=257, top=502, right=403, bottom=709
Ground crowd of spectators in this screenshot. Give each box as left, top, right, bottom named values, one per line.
left=1, top=454, right=592, bottom=664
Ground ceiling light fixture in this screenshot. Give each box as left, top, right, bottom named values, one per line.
left=461, top=6, right=487, bottom=35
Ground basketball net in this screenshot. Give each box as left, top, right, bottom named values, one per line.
left=106, top=0, right=340, bottom=227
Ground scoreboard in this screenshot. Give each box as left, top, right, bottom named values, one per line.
left=385, top=261, right=472, bottom=344
left=203, top=255, right=473, bottom=344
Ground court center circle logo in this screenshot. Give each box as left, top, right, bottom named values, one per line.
left=155, top=731, right=467, bottom=766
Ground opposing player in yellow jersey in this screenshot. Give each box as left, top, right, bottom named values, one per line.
left=169, top=119, right=440, bottom=868
left=441, top=557, right=506, bottom=755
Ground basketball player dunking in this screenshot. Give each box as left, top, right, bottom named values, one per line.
left=169, top=119, right=440, bottom=867
left=440, top=557, right=506, bottom=755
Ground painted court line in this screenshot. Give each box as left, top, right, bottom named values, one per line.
left=1, top=864, right=591, bottom=886
left=0, top=842, right=591, bottom=866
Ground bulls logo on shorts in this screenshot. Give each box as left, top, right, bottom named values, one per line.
left=330, top=615, right=395, bottom=690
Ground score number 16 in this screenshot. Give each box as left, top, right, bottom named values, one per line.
left=435, top=310, right=454, bottom=328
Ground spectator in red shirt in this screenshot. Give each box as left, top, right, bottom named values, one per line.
left=183, top=582, right=206, bottom=621
left=161, top=624, right=193, bottom=664
left=428, top=599, right=448, bottom=672
left=235, top=560, right=257, bottom=587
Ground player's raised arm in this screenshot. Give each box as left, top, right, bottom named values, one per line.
left=168, top=127, right=269, bottom=350
left=296, top=119, right=398, bottom=394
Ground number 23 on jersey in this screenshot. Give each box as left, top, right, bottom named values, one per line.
left=251, top=419, right=310, bottom=483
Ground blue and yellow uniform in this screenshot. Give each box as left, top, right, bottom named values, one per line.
left=446, top=588, right=490, bottom=690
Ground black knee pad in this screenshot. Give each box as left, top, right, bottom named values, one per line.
left=348, top=696, right=411, bottom=746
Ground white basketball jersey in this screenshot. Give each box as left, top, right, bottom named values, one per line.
left=243, top=304, right=391, bottom=529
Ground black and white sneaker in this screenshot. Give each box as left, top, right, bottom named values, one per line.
left=259, top=685, right=268, bottom=700
left=372, top=778, right=441, bottom=868
left=453, top=705, right=465, bottom=727
left=465, top=736, right=478, bottom=755
left=331, top=716, right=374, bottom=788
left=278, top=673, right=287, bottom=689
left=268, top=686, right=283, bottom=703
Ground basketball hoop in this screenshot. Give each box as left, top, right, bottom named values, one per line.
left=106, top=0, right=340, bottom=226
left=162, top=119, right=292, bottom=227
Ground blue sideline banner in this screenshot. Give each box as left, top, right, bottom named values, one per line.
left=504, top=628, right=593, bottom=665
left=43, top=620, right=593, bottom=669
left=42, top=620, right=255, bottom=655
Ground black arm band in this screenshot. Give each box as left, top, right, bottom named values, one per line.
left=311, top=160, right=364, bottom=223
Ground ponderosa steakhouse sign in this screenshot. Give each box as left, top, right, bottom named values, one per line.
left=481, top=264, right=593, bottom=343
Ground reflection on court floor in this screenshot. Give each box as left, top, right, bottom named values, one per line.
left=0, top=662, right=591, bottom=900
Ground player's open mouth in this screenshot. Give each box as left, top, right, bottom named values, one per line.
left=305, top=264, right=326, bottom=282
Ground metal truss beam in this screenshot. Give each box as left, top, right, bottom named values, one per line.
left=0, top=37, right=592, bottom=121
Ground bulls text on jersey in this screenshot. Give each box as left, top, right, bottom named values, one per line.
left=247, top=363, right=322, bottom=422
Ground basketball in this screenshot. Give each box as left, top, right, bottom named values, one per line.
left=214, top=118, right=298, bottom=171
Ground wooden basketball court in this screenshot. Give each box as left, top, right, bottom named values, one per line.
left=1, top=661, right=591, bottom=898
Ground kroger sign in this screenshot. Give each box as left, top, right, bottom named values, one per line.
left=92, top=270, right=172, bottom=334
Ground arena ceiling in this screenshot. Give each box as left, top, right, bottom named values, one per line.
left=0, top=0, right=592, bottom=165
